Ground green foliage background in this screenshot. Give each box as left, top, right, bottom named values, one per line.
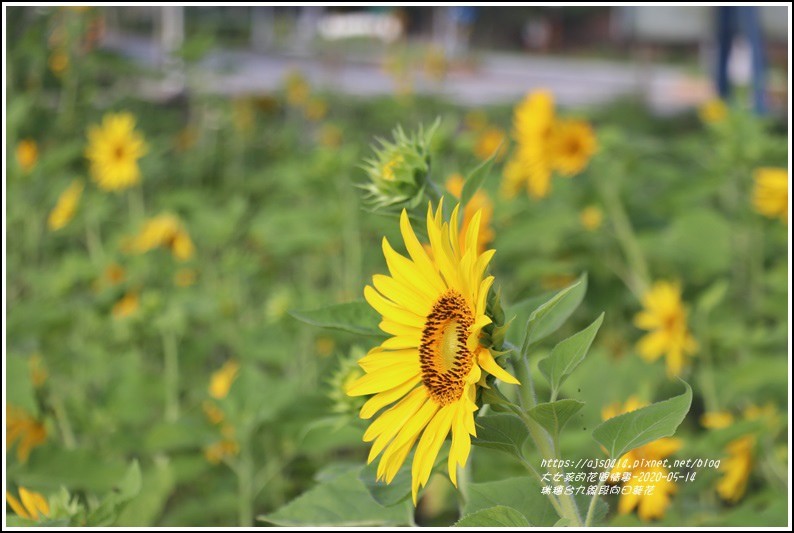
left=5, top=6, right=789, bottom=528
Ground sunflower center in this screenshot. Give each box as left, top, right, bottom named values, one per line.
left=113, top=145, right=125, bottom=160
left=419, top=289, right=475, bottom=406
left=564, top=137, right=581, bottom=156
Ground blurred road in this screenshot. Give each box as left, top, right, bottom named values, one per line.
left=102, top=31, right=713, bottom=115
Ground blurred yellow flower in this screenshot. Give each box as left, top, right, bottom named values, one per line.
left=473, top=126, right=507, bottom=162
left=204, top=439, right=240, bottom=465
left=175, top=125, right=198, bottom=153
left=514, top=90, right=555, bottom=141
left=700, top=411, right=734, bottom=429
left=209, top=360, right=239, bottom=400
left=549, top=119, right=597, bottom=176
left=540, top=273, right=577, bottom=291
left=634, top=281, right=698, bottom=377
left=463, top=110, right=487, bottom=132
left=505, top=91, right=556, bottom=199
left=49, top=49, right=69, bottom=77
left=29, top=353, right=48, bottom=389
left=104, top=263, right=126, bottom=286
left=47, top=180, right=83, bottom=231
left=285, top=71, right=310, bottom=107
left=304, top=97, right=328, bottom=121
left=315, top=336, right=336, bottom=357
left=232, top=97, right=255, bottom=136
left=423, top=46, right=447, bottom=82
left=174, top=268, right=197, bottom=287
left=16, top=139, right=38, bottom=174
left=445, top=174, right=495, bottom=255
left=7, top=405, right=47, bottom=463
left=112, top=292, right=139, bottom=319
left=85, top=112, right=148, bottom=192
left=580, top=205, right=603, bottom=231
left=6, top=488, right=50, bottom=522
left=698, top=98, right=728, bottom=124
left=603, top=397, right=682, bottom=522
left=743, top=402, right=779, bottom=426
left=504, top=90, right=596, bottom=199
left=752, top=167, right=788, bottom=224
left=716, top=435, right=755, bottom=503
left=202, top=400, right=225, bottom=425
left=317, top=124, right=343, bottom=148
left=125, top=214, right=195, bottom=261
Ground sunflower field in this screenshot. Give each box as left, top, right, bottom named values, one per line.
left=5, top=7, right=790, bottom=529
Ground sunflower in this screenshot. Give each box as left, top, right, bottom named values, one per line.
left=698, top=98, right=728, bottom=124
left=124, top=214, right=195, bottom=261
left=6, top=488, right=50, bottom=522
left=716, top=435, right=755, bottom=503
left=752, top=167, right=788, bottom=224
left=85, top=112, right=148, bottom=192
left=603, top=397, right=682, bottom=522
left=16, top=139, right=38, bottom=174
left=634, top=280, right=698, bottom=377
left=549, top=119, right=597, bottom=176
left=579, top=205, right=603, bottom=231
left=47, top=180, right=84, bottom=231
left=445, top=174, right=495, bottom=255
left=473, top=126, right=507, bottom=162
left=112, top=291, right=139, bottom=319
left=346, top=200, right=518, bottom=505
left=209, top=360, right=240, bottom=400
left=7, top=405, right=47, bottom=463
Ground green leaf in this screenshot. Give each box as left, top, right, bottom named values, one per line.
left=697, top=278, right=729, bottom=314
left=6, top=355, right=38, bottom=417
left=592, top=380, right=692, bottom=460
left=527, top=400, right=585, bottom=438
left=524, top=274, right=587, bottom=347
left=290, top=301, right=385, bottom=337
left=259, top=469, right=412, bottom=526
left=460, top=141, right=502, bottom=208
left=454, top=506, right=530, bottom=527
left=116, top=462, right=175, bottom=526
left=472, top=414, right=529, bottom=458
left=464, top=477, right=559, bottom=526
left=359, top=456, right=413, bottom=507
left=538, top=313, right=604, bottom=399
left=554, top=518, right=572, bottom=527
left=86, top=460, right=142, bottom=526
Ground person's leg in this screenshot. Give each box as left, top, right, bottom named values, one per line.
left=715, top=6, right=734, bottom=100
left=736, top=6, right=768, bottom=113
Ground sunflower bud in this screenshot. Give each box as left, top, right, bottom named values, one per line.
left=327, top=348, right=366, bottom=417
left=360, top=120, right=439, bottom=211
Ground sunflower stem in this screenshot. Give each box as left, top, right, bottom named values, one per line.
left=506, top=341, right=583, bottom=526
left=584, top=472, right=609, bottom=526
left=237, top=430, right=254, bottom=527
left=51, top=393, right=77, bottom=450
left=595, top=164, right=649, bottom=298
left=162, top=331, right=180, bottom=422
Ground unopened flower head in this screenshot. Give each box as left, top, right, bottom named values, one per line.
left=360, top=121, right=438, bottom=211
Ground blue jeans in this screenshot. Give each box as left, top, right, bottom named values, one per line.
left=715, top=6, right=767, bottom=114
